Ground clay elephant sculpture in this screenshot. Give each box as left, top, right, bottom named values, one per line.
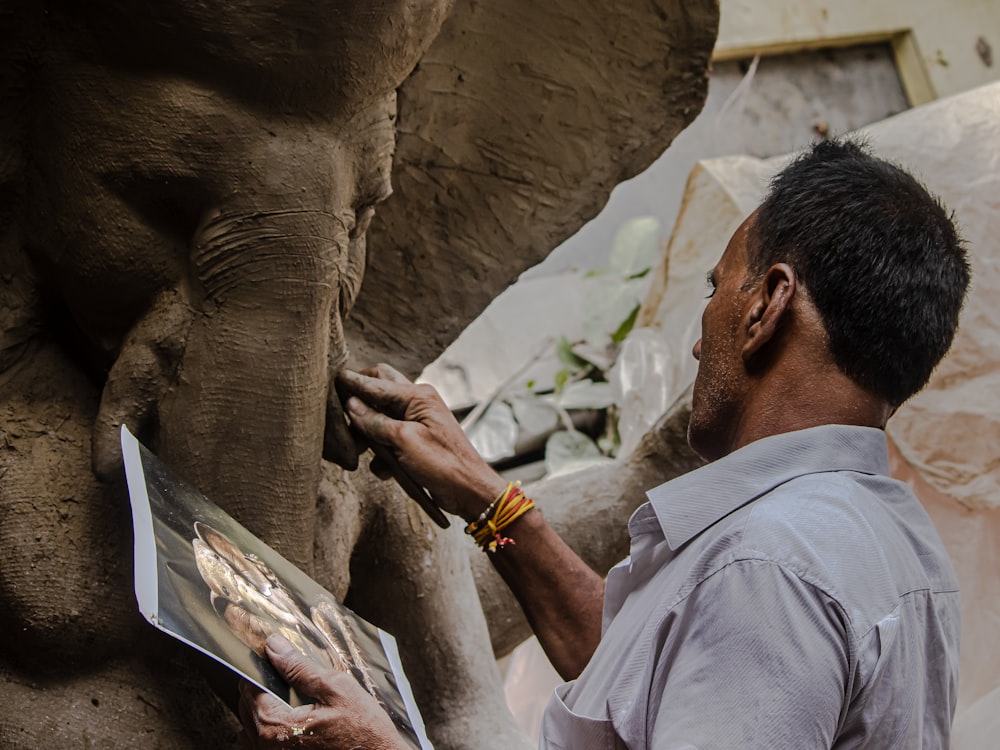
left=0, top=0, right=717, bottom=747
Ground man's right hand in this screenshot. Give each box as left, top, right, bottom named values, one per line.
left=339, top=364, right=606, bottom=680
left=336, top=365, right=506, bottom=522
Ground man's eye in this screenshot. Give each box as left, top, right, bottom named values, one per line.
left=704, top=272, right=716, bottom=298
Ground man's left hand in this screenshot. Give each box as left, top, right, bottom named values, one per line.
left=238, top=634, right=406, bottom=749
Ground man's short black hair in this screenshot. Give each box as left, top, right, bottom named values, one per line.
left=749, top=139, right=970, bottom=407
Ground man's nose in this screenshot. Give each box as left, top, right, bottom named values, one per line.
left=692, top=338, right=702, bottom=361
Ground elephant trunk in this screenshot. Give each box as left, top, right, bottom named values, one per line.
left=158, top=302, right=328, bottom=570
left=99, top=205, right=355, bottom=571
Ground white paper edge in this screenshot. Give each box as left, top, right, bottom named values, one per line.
left=120, top=425, right=287, bottom=702
left=121, top=424, right=158, bottom=622
left=379, top=629, right=434, bottom=750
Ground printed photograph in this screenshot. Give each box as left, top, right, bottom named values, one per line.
left=124, top=431, right=424, bottom=750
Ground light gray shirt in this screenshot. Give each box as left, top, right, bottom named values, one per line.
left=539, top=425, right=960, bottom=749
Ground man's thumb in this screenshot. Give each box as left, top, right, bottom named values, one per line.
left=265, top=635, right=339, bottom=705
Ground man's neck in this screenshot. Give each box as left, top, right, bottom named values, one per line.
left=729, top=368, right=893, bottom=456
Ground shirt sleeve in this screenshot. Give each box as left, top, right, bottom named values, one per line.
left=648, top=558, right=849, bottom=749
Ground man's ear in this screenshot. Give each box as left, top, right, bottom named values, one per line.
left=742, top=263, right=796, bottom=362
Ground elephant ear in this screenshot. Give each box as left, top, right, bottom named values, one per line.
left=347, top=0, right=718, bottom=376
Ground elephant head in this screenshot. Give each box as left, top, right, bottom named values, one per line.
left=0, top=0, right=717, bottom=746
left=16, top=0, right=452, bottom=568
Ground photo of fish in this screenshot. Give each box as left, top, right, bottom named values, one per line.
left=189, top=521, right=381, bottom=700
left=121, top=426, right=429, bottom=750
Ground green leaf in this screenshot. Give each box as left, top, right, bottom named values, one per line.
left=611, top=303, right=640, bottom=344
left=609, top=217, right=661, bottom=277
left=555, top=379, right=615, bottom=410
left=544, top=430, right=613, bottom=477
left=525, top=379, right=536, bottom=390
left=466, top=401, right=518, bottom=463
left=555, top=336, right=588, bottom=371
left=554, top=369, right=571, bottom=393
left=597, top=432, right=620, bottom=456
left=571, top=341, right=612, bottom=372
left=597, top=403, right=621, bottom=457
left=581, top=275, right=650, bottom=345
left=510, top=395, right=560, bottom=436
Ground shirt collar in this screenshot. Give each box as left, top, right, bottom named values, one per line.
left=644, top=424, right=889, bottom=551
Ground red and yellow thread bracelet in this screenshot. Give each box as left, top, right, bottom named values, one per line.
left=465, top=481, right=536, bottom=552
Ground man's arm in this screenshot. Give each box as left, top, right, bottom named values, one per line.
left=337, top=365, right=604, bottom=680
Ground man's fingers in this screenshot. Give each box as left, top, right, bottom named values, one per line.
left=238, top=681, right=287, bottom=739
left=265, top=634, right=340, bottom=705
left=337, top=369, right=413, bottom=418
left=344, top=396, right=403, bottom=447
left=239, top=679, right=324, bottom=748
left=364, top=363, right=411, bottom=385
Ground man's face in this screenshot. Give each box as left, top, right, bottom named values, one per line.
left=688, top=213, right=758, bottom=462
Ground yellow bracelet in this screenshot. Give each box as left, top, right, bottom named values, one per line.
left=465, top=481, right=536, bottom=552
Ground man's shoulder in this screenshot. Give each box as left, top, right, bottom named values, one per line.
left=743, top=468, right=945, bottom=567
left=728, top=470, right=958, bottom=629
left=742, top=468, right=899, bottom=554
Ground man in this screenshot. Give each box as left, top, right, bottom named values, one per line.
left=239, top=140, right=969, bottom=748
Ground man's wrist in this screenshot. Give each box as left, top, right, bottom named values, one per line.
left=458, top=472, right=509, bottom=523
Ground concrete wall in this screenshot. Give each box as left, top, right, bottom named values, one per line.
left=717, top=0, right=999, bottom=104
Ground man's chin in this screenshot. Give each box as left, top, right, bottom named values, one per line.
left=686, top=419, right=708, bottom=462
left=687, top=417, right=725, bottom=463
